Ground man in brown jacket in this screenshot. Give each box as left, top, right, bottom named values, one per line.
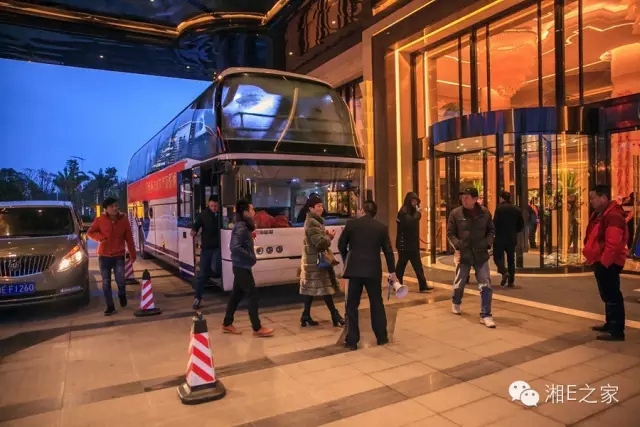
left=87, top=197, right=136, bottom=316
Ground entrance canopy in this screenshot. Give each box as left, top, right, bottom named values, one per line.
left=0, top=0, right=296, bottom=80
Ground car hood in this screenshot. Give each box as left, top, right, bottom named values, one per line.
left=0, top=235, right=79, bottom=259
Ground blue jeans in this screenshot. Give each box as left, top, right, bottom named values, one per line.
left=452, top=261, right=493, bottom=318
left=196, top=248, right=221, bottom=299
left=99, top=256, right=125, bottom=308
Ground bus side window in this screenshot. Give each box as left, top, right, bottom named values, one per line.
left=178, top=170, right=193, bottom=220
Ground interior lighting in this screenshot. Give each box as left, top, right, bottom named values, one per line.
left=99, top=55, right=104, bottom=59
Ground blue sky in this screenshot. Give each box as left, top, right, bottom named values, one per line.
left=0, top=59, right=209, bottom=179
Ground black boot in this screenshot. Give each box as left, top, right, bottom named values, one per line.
left=331, top=310, right=345, bottom=327
left=301, top=314, right=319, bottom=327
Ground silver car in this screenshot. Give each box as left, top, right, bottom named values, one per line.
left=0, top=201, right=91, bottom=307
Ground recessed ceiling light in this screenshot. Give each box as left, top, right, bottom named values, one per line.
left=288, top=51, right=293, bottom=55
left=186, top=65, right=190, bottom=69
left=331, top=20, right=336, bottom=24
left=99, top=55, right=104, bottom=59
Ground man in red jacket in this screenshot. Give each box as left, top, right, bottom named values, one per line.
left=87, top=197, right=136, bottom=316
left=584, top=185, right=628, bottom=341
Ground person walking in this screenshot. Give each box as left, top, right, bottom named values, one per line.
left=446, top=188, right=496, bottom=328
left=583, top=185, right=628, bottom=341
left=395, top=192, right=433, bottom=292
left=299, top=195, right=345, bottom=327
left=338, top=200, right=397, bottom=350
left=87, top=197, right=136, bottom=316
left=190, top=196, right=221, bottom=309
left=221, top=199, right=274, bottom=337
left=493, top=191, right=524, bottom=287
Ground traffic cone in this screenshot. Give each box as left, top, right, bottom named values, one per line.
left=124, top=252, right=139, bottom=285
left=134, top=269, right=162, bottom=317
left=177, top=312, right=226, bottom=404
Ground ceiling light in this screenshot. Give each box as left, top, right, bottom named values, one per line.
left=331, top=20, right=336, bottom=24
left=288, top=51, right=293, bottom=56
left=186, top=65, right=190, bottom=69
left=99, top=55, right=104, bottom=59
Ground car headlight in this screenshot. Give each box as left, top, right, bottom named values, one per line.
left=58, top=245, right=85, bottom=272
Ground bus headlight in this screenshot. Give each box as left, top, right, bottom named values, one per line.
left=58, top=245, right=85, bottom=272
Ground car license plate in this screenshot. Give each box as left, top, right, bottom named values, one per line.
left=0, top=283, right=36, bottom=296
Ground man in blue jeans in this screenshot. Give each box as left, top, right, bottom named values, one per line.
left=191, top=196, right=221, bottom=309
left=87, top=197, right=136, bottom=316
left=446, top=188, right=496, bottom=328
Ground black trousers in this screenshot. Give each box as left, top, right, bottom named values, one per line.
left=345, top=277, right=387, bottom=346
left=529, top=223, right=538, bottom=248
left=593, top=262, right=625, bottom=336
left=396, top=250, right=428, bottom=291
left=223, top=266, right=262, bottom=331
left=493, top=243, right=516, bottom=283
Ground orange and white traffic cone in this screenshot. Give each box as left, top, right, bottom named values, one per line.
left=134, top=269, right=162, bottom=317
left=124, top=252, right=139, bottom=285
left=177, top=312, right=226, bottom=404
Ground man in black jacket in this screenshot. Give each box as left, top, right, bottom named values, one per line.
left=221, top=199, right=274, bottom=337
left=447, top=188, right=496, bottom=328
left=191, top=196, right=221, bottom=309
left=395, top=192, right=433, bottom=292
left=338, top=200, right=397, bottom=350
left=493, top=191, right=524, bottom=287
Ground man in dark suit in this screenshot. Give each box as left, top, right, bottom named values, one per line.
left=493, top=191, right=524, bottom=287
left=338, top=200, right=397, bottom=350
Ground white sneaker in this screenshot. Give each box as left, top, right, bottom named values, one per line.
left=481, top=316, right=496, bottom=328
left=452, top=303, right=461, bottom=315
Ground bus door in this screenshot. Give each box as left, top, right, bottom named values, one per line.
left=177, top=169, right=196, bottom=280
left=191, top=166, right=204, bottom=284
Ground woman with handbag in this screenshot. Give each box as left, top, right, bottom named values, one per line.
left=299, top=195, right=345, bottom=327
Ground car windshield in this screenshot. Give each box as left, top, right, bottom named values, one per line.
left=0, top=207, right=75, bottom=237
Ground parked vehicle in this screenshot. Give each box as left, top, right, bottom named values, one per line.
left=0, top=201, right=91, bottom=308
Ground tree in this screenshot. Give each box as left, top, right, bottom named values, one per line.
left=54, top=159, right=89, bottom=203
left=0, top=168, right=31, bottom=201
left=87, top=167, right=119, bottom=204
left=22, top=168, right=56, bottom=199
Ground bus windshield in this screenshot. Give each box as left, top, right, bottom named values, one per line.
left=219, top=74, right=356, bottom=147
left=226, top=163, right=363, bottom=229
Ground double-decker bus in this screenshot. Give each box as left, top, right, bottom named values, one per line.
left=126, top=68, right=365, bottom=291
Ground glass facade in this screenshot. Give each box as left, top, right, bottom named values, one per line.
left=336, top=78, right=365, bottom=146
left=386, top=0, right=640, bottom=270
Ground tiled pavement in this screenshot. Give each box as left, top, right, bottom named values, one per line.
left=1, top=257, right=640, bottom=426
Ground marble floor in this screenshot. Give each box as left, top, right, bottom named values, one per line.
left=1, top=258, right=640, bottom=427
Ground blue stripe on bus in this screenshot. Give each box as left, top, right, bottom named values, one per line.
left=179, top=262, right=195, bottom=273
left=145, top=242, right=179, bottom=258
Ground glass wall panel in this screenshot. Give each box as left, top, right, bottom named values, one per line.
left=541, top=0, right=556, bottom=106
left=564, top=0, right=581, bottom=105
left=580, top=0, right=640, bottom=102
left=476, top=27, right=489, bottom=112
left=488, top=5, right=540, bottom=109
left=431, top=39, right=462, bottom=120
left=435, top=157, right=448, bottom=254
left=539, top=134, right=589, bottom=267
left=460, top=35, right=472, bottom=115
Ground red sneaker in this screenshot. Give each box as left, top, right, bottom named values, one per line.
left=253, top=327, right=275, bottom=337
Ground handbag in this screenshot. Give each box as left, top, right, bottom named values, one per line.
left=317, top=252, right=331, bottom=270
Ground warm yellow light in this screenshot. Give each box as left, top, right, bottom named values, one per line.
left=394, top=50, right=403, bottom=208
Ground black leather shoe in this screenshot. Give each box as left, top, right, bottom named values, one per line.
left=104, top=306, right=116, bottom=316
left=343, top=342, right=357, bottom=351
left=119, top=294, right=127, bottom=308
left=591, top=324, right=609, bottom=332
left=331, top=311, right=345, bottom=327
left=596, top=333, right=625, bottom=341
left=377, top=338, right=389, bottom=346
